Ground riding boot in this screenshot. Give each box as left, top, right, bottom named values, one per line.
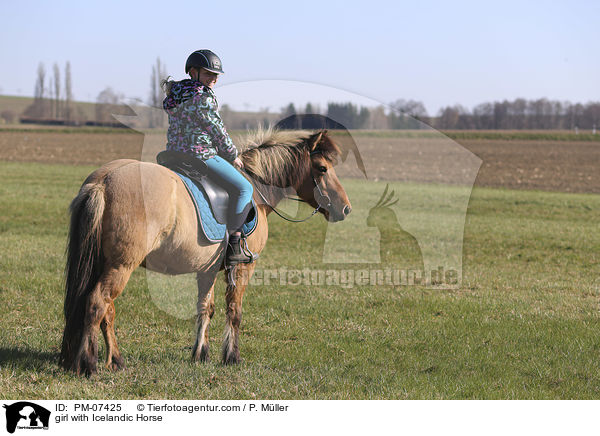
left=226, top=234, right=258, bottom=266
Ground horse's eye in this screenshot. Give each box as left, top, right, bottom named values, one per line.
left=318, top=166, right=327, bottom=173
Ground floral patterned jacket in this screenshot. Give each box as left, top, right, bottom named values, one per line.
left=163, top=79, right=238, bottom=162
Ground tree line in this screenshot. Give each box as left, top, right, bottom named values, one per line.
left=22, top=61, right=76, bottom=121
left=21, top=58, right=167, bottom=127
left=435, top=99, right=600, bottom=130
left=277, top=100, right=427, bottom=130
left=18, top=59, right=600, bottom=131
left=278, top=99, right=600, bottom=131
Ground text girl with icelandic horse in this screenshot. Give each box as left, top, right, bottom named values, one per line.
left=162, top=49, right=256, bottom=265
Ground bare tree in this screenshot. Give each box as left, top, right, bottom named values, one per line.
left=96, top=87, right=123, bottom=123
left=26, top=62, right=49, bottom=118
left=509, top=98, right=528, bottom=129
left=389, top=99, right=428, bottom=129
left=149, top=57, right=167, bottom=128
left=53, top=63, right=61, bottom=118
left=493, top=101, right=509, bottom=129
left=47, top=75, right=53, bottom=113
left=583, top=103, right=600, bottom=130
left=437, top=106, right=460, bottom=129
left=391, top=99, right=428, bottom=119
left=34, top=62, right=45, bottom=101
left=23, top=62, right=50, bottom=119
left=367, top=106, right=390, bottom=129
left=64, top=61, right=73, bottom=122
left=566, top=102, right=585, bottom=130
left=473, top=102, right=492, bottom=129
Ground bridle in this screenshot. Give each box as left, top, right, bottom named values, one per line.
left=252, top=175, right=331, bottom=223
left=243, top=150, right=332, bottom=223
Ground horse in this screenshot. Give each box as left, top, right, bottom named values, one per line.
left=60, top=129, right=351, bottom=376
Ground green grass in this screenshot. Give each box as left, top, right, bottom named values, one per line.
left=0, top=161, right=599, bottom=399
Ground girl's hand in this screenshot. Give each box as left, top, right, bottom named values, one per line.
left=233, top=157, right=244, bottom=169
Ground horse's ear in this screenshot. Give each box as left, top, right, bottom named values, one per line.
left=309, top=130, right=325, bottom=151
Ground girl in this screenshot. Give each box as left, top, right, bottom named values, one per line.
left=162, top=49, right=256, bottom=265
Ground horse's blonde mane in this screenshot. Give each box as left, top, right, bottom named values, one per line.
left=240, top=127, right=313, bottom=187
left=241, top=126, right=313, bottom=150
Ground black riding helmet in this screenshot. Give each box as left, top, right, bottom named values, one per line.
left=185, top=50, right=224, bottom=75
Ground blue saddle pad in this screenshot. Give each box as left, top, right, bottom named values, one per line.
left=175, top=172, right=258, bottom=244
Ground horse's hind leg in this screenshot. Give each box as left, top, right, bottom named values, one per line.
left=100, top=301, right=125, bottom=370
left=192, top=274, right=217, bottom=362
left=76, top=266, right=133, bottom=376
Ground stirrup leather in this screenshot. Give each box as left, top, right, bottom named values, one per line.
left=240, top=237, right=259, bottom=263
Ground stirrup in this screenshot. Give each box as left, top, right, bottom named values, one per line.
left=241, top=237, right=259, bottom=263
left=225, top=236, right=258, bottom=268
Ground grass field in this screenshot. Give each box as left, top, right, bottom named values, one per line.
left=1, top=157, right=599, bottom=399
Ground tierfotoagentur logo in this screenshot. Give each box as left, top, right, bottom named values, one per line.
left=245, top=266, right=459, bottom=288
left=114, top=80, right=481, bottom=319
left=2, top=402, right=50, bottom=434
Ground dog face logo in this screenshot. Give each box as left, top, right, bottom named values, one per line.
left=3, top=402, right=50, bottom=434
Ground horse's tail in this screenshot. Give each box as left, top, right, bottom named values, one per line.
left=60, top=181, right=106, bottom=370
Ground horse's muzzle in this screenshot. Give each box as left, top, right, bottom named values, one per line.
left=326, top=204, right=351, bottom=222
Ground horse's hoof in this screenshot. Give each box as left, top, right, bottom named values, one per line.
left=222, top=351, right=241, bottom=365
left=192, top=344, right=210, bottom=363
left=68, top=352, right=97, bottom=377
left=75, top=358, right=97, bottom=377
left=106, top=356, right=126, bottom=371
left=199, top=344, right=210, bottom=363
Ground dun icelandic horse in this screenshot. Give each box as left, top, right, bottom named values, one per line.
left=60, top=129, right=351, bottom=376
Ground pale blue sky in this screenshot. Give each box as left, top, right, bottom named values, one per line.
left=1, top=0, right=598, bottom=114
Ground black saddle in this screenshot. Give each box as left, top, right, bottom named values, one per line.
left=156, top=150, right=229, bottom=224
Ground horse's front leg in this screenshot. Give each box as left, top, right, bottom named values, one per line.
left=192, top=273, right=217, bottom=362
left=222, top=263, right=256, bottom=365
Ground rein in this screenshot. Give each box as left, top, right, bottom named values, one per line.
left=242, top=160, right=331, bottom=223
left=250, top=175, right=330, bottom=223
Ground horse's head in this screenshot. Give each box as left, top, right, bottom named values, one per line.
left=297, top=130, right=352, bottom=222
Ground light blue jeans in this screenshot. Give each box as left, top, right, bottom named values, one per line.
left=203, top=155, right=253, bottom=231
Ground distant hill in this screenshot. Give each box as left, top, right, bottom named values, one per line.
left=0, top=95, right=40, bottom=119
left=0, top=94, right=283, bottom=130
left=0, top=94, right=98, bottom=124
